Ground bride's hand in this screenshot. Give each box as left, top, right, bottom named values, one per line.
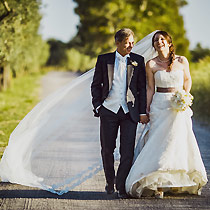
left=140, top=115, right=149, bottom=124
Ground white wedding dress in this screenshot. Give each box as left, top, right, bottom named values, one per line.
left=126, top=69, right=208, bottom=197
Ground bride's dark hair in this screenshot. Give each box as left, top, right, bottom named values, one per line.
left=152, top=31, right=175, bottom=71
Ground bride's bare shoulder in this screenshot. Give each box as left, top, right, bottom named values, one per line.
left=176, top=55, right=189, bottom=64
left=146, top=57, right=158, bottom=69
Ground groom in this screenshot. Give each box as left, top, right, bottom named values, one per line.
left=91, top=28, right=148, bottom=198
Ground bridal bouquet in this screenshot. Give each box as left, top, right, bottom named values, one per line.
left=171, top=90, right=194, bottom=111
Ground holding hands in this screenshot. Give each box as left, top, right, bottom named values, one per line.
left=140, top=114, right=149, bottom=124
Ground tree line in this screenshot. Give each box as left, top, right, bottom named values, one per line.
left=1, top=0, right=210, bottom=92
left=0, top=0, right=49, bottom=90
left=49, top=0, right=210, bottom=71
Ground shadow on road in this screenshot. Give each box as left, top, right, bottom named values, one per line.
left=0, top=182, right=205, bottom=201
left=0, top=183, right=117, bottom=200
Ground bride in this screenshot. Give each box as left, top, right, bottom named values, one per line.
left=0, top=30, right=207, bottom=196
left=125, top=30, right=208, bottom=198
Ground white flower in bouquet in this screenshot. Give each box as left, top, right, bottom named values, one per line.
left=171, top=90, right=193, bottom=111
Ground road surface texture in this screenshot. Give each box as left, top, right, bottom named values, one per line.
left=0, top=71, right=209, bottom=210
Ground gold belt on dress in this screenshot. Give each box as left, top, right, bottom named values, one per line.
left=157, top=87, right=176, bottom=92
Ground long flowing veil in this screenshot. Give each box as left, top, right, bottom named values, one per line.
left=0, top=30, right=158, bottom=195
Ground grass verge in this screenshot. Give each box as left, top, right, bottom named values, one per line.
left=0, top=73, right=42, bottom=158
left=190, top=56, right=210, bottom=124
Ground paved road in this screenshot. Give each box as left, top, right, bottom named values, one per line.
left=0, top=71, right=209, bottom=210
left=40, top=71, right=79, bottom=99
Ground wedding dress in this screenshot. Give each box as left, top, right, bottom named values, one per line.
left=125, top=70, right=208, bottom=197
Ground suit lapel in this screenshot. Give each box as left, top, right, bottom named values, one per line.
left=127, top=56, right=134, bottom=88
left=107, top=52, right=115, bottom=91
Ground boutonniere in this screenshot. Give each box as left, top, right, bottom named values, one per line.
left=130, top=60, right=138, bottom=67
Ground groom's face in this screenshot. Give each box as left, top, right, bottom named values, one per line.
left=116, top=35, right=134, bottom=56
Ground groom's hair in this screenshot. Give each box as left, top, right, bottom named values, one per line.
left=115, top=28, right=134, bottom=42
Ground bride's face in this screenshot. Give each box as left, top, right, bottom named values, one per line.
left=116, top=35, right=134, bottom=56
left=153, top=34, right=171, bottom=52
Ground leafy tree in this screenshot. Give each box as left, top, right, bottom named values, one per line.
left=65, top=48, right=96, bottom=72
left=190, top=43, right=210, bottom=63
left=46, top=39, right=68, bottom=66
left=0, top=0, right=49, bottom=90
left=46, top=39, right=96, bottom=72
left=0, top=0, right=12, bottom=21
left=72, top=0, right=190, bottom=58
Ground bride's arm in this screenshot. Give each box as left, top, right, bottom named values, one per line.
left=181, top=56, right=192, bottom=93
left=146, top=60, right=155, bottom=113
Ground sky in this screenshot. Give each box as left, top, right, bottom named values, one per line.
left=39, top=0, right=210, bottom=49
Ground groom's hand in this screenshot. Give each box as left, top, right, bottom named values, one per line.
left=139, top=115, right=149, bottom=124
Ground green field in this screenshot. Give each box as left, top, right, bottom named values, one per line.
left=0, top=73, right=41, bottom=158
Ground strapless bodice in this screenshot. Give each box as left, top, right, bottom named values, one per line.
left=154, top=70, right=184, bottom=88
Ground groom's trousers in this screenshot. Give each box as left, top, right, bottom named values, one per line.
left=99, top=106, right=137, bottom=194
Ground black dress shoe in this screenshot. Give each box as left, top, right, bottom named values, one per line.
left=105, top=184, right=114, bottom=194
left=117, top=192, right=129, bottom=199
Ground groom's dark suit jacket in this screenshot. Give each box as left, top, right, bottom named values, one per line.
left=91, top=51, right=146, bottom=123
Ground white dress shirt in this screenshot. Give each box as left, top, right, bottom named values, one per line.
left=102, top=51, right=129, bottom=114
